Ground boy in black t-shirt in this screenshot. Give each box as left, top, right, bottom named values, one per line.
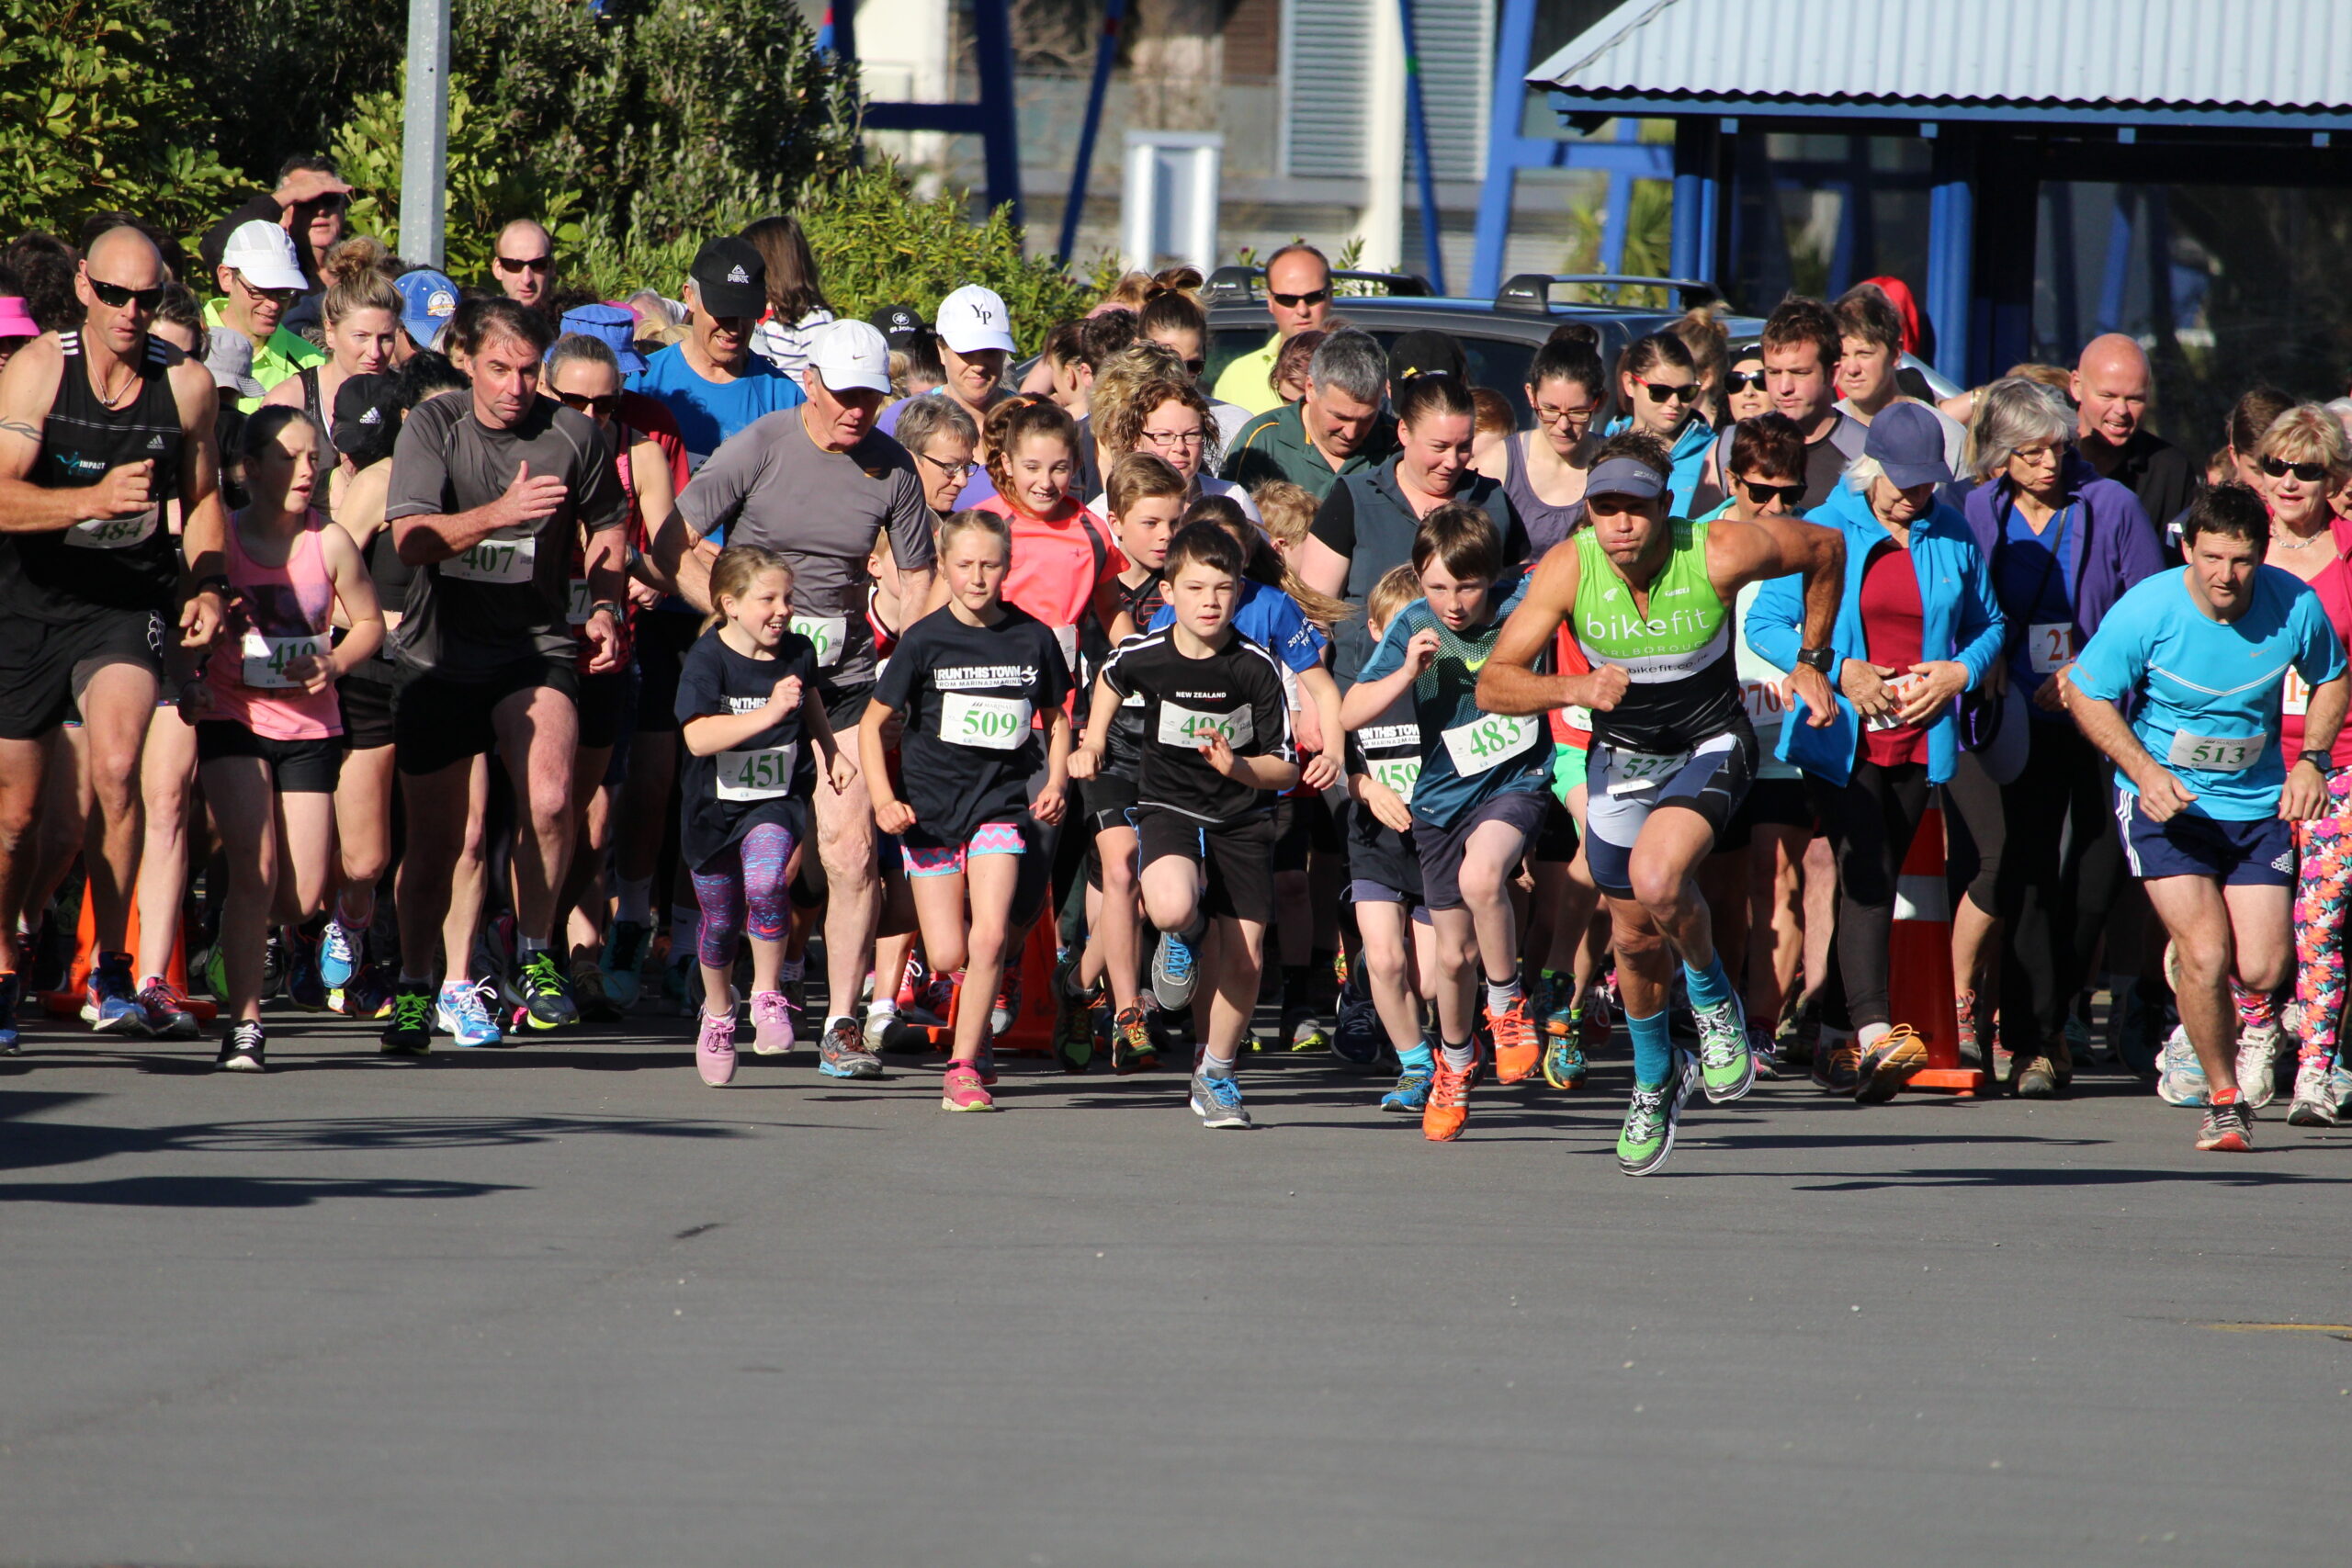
left=1075, top=524, right=1297, bottom=1129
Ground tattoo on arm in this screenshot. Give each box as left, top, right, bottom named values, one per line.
left=0, top=418, right=42, bottom=443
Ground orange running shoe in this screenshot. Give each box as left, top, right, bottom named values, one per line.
left=1423, top=1049, right=1476, bottom=1142
left=1488, top=994, right=1541, bottom=1085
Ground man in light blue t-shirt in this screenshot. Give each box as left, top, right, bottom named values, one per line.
left=628, top=236, right=802, bottom=471
left=2065, top=485, right=2347, bottom=1153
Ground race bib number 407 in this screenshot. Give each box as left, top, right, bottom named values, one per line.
left=445, top=531, right=536, bottom=584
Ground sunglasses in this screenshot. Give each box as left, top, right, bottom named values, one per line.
left=235, top=275, right=301, bottom=305
left=1534, top=401, right=1601, bottom=426
left=87, top=277, right=164, bottom=312
left=497, top=254, right=552, bottom=275
left=2262, top=455, right=2332, bottom=483
left=1725, top=369, right=1767, bottom=394
left=558, top=391, right=618, bottom=417
left=1269, top=288, right=1330, bottom=309
left=1634, top=374, right=1698, bottom=404
left=1742, top=479, right=1808, bottom=508
left=1182, top=357, right=1206, bottom=375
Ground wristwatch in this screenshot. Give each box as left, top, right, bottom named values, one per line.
left=1794, top=645, right=1836, bottom=675
left=588, top=600, right=626, bottom=622
left=193, top=573, right=230, bottom=598
left=2299, top=749, right=2332, bottom=774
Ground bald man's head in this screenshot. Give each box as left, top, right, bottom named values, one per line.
left=85, top=225, right=164, bottom=285
left=75, top=226, right=166, bottom=354
left=492, top=220, right=554, bottom=307
left=2074, top=333, right=2153, bottom=449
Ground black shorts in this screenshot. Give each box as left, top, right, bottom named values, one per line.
left=392, top=656, right=579, bottom=776
left=1414, top=788, right=1548, bottom=911
left=0, top=607, right=160, bottom=740
left=632, top=609, right=701, bottom=733
left=1271, top=788, right=1341, bottom=873
left=336, top=663, right=398, bottom=751
left=1532, top=793, right=1580, bottom=862
left=820, top=674, right=873, bottom=733
left=1136, top=806, right=1277, bottom=925
left=577, top=667, right=634, bottom=751
left=1584, top=729, right=1758, bottom=898
left=1344, top=798, right=1423, bottom=903
left=1084, top=770, right=1140, bottom=838
left=195, top=721, right=345, bottom=794
left=1721, top=775, right=1813, bottom=852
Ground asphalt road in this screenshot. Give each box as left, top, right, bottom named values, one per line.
left=4, top=1008, right=2348, bottom=1568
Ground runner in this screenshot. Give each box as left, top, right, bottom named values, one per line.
left=0, top=225, right=229, bottom=1049
left=1476, top=432, right=1844, bottom=1175
left=627, top=237, right=801, bottom=468
left=184, top=407, right=382, bottom=1070
left=490, top=220, right=555, bottom=314
left=865, top=510, right=1072, bottom=1110
left=263, top=245, right=401, bottom=462
left=2063, top=484, right=2346, bottom=1152
left=377, top=299, right=628, bottom=1052
left=205, top=220, right=324, bottom=408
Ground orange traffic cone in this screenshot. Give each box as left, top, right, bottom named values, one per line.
left=40, top=891, right=216, bottom=1023
left=914, top=913, right=1061, bottom=1056
left=1888, top=806, right=1988, bottom=1096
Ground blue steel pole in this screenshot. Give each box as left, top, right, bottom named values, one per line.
left=1396, top=0, right=1447, bottom=292
left=1058, top=0, right=1127, bottom=264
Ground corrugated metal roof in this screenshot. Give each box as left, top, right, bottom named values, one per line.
left=1530, top=0, right=2352, bottom=113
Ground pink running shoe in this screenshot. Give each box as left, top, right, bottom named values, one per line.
left=695, top=1007, right=738, bottom=1087
left=750, top=988, right=796, bottom=1055
left=941, top=1060, right=996, bottom=1111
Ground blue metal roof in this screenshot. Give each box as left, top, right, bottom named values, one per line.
left=1531, top=0, right=2352, bottom=122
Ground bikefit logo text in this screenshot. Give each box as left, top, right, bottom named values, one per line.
left=1584, top=607, right=1713, bottom=641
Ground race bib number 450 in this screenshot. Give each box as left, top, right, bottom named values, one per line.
left=2166, top=731, right=2263, bottom=773
left=1442, top=713, right=1540, bottom=777
left=1159, top=702, right=1253, bottom=750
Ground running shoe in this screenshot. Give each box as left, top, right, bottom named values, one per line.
left=1189, top=1069, right=1251, bottom=1129
left=2333, top=1059, right=2352, bottom=1120
left=751, top=989, right=795, bottom=1055
left=82, top=951, right=151, bottom=1037
left=1424, top=1050, right=1476, bottom=1142
left=1112, top=1002, right=1159, bottom=1075
left=339, top=964, right=393, bottom=1021
left=1538, top=972, right=1576, bottom=1043
left=1283, top=1006, right=1331, bottom=1053
left=1747, top=1022, right=1784, bottom=1082
left=380, top=983, right=434, bottom=1055
left=1854, top=1023, right=1928, bottom=1104
left=2154, top=1025, right=2210, bottom=1107
left=942, top=1061, right=996, bottom=1111
left=201, top=942, right=228, bottom=1004
left=1617, top=1052, right=1695, bottom=1178
left=1381, top=1053, right=1433, bottom=1112
left=215, top=1019, right=266, bottom=1073
left=1151, top=928, right=1198, bottom=1011
left=260, top=929, right=289, bottom=1000
left=317, top=917, right=360, bottom=989
left=2235, top=1019, right=2285, bottom=1110
left=1052, top=971, right=1099, bottom=1074
left=899, top=962, right=954, bottom=1026
left=598, top=919, right=650, bottom=1010
left=2194, top=1089, right=2253, bottom=1152
left=514, top=950, right=578, bottom=1030
left=2286, top=1055, right=2338, bottom=1127
left=2109, top=977, right=2166, bottom=1077
left=2015, top=1049, right=2061, bottom=1100
left=1953, top=990, right=1985, bottom=1072
left=1542, top=1032, right=1589, bottom=1090
left=1579, top=988, right=1615, bottom=1057
left=1811, top=1029, right=1860, bottom=1095
left=1692, top=993, right=1754, bottom=1103
left=862, top=1006, right=899, bottom=1054
left=975, top=1033, right=1000, bottom=1087
left=0, top=970, right=20, bottom=1054
left=695, top=1005, right=738, bottom=1087
left=990, top=968, right=1021, bottom=1039
left=817, top=1017, right=883, bottom=1079
left=571, top=954, right=621, bottom=1023
left=661, top=952, right=694, bottom=1018
left=1487, top=995, right=1540, bottom=1086
left=1331, top=978, right=1384, bottom=1069
left=286, top=935, right=331, bottom=1012
left=435, top=979, right=504, bottom=1048
left=136, top=976, right=201, bottom=1040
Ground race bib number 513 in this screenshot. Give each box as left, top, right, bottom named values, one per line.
left=2166, top=731, right=2263, bottom=773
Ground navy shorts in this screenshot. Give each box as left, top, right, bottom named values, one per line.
left=2115, top=793, right=2295, bottom=888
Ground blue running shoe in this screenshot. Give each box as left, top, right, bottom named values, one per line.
left=317, top=917, right=360, bottom=988
left=436, top=979, right=505, bottom=1048
left=1381, top=1065, right=1434, bottom=1112
left=1150, top=929, right=1198, bottom=1011
left=0, top=969, right=20, bottom=1053
left=83, top=951, right=151, bottom=1037
left=599, top=919, right=649, bottom=1010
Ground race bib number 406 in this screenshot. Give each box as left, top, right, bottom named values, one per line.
left=1442, top=713, right=1539, bottom=777
left=1159, top=702, right=1252, bottom=750
left=2166, top=731, right=2263, bottom=773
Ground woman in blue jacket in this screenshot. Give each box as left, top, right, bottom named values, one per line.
left=1749, top=403, right=2006, bottom=1103
left=1605, top=331, right=1714, bottom=517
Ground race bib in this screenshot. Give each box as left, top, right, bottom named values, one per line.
left=1740, top=678, right=1787, bottom=728
left=65, top=506, right=159, bottom=549
left=2028, top=622, right=2075, bottom=676
left=445, top=531, right=536, bottom=583
left=1370, top=757, right=1421, bottom=805
left=566, top=578, right=594, bottom=626
left=1605, top=746, right=1691, bottom=796
left=1563, top=705, right=1594, bottom=732
left=715, top=744, right=798, bottom=800
left=2283, top=667, right=2312, bottom=717
left=1052, top=623, right=1080, bottom=674
left=1442, top=713, right=1540, bottom=777
left=941, top=691, right=1032, bottom=750
left=1863, top=674, right=1925, bottom=732
left=1159, top=702, right=1252, bottom=750
left=792, top=615, right=848, bottom=670
left=239, top=631, right=329, bottom=690
left=2166, top=731, right=2263, bottom=773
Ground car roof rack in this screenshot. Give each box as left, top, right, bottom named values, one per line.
left=1496, top=274, right=1725, bottom=315
left=1204, top=265, right=1434, bottom=302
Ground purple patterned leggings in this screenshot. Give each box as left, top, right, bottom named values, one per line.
left=691, top=822, right=797, bottom=967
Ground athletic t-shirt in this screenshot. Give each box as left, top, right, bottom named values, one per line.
left=1997, top=498, right=2079, bottom=718
left=1101, top=627, right=1294, bottom=827
left=676, top=410, right=936, bottom=689
left=1356, top=572, right=1551, bottom=829
left=1103, top=571, right=1168, bottom=778
left=382, top=392, right=627, bottom=678
left=1146, top=577, right=1328, bottom=707
left=970, top=494, right=1124, bottom=690
left=873, top=604, right=1070, bottom=842
left=627, top=344, right=803, bottom=470
left=1348, top=691, right=1427, bottom=812
left=2069, top=565, right=2345, bottom=820
left=673, top=627, right=819, bottom=869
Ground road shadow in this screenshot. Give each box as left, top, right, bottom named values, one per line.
left=0, top=1173, right=521, bottom=1207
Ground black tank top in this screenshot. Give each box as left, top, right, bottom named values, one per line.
left=298, top=364, right=341, bottom=465
left=1, top=330, right=186, bottom=623
left=359, top=487, right=416, bottom=671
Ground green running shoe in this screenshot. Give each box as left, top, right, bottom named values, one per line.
left=1617, top=1051, right=1694, bottom=1177
left=1542, top=1034, right=1588, bottom=1089
left=1693, top=994, right=1754, bottom=1103
left=516, top=950, right=578, bottom=1029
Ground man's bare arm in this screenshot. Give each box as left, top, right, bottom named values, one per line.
left=1711, top=514, right=1844, bottom=649
left=0, top=341, right=136, bottom=533
left=2302, top=671, right=2349, bottom=760
left=1475, top=545, right=1588, bottom=716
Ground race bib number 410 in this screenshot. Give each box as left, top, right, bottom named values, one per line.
left=239, top=631, right=329, bottom=690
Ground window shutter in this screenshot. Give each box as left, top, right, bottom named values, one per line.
left=1282, top=0, right=1371, bottom=178
left=1410, top=0, right=1494, bottom=184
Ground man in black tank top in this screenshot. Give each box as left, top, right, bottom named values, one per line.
left=0, top=226, right=230, bottom=1043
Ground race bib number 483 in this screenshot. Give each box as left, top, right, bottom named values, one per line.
left=1442, top=713, right=1539, bottom=777
left=1159, top=702, right=1253, bottom=750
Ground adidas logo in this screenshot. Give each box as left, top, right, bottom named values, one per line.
left=360, top=407, right=381, bottom=424
left=146, top=434, right=165, bottom=450
left=728, top=265, right=750, bottom=284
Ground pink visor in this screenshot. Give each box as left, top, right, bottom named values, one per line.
left=0, top=297, right=38, bottom=337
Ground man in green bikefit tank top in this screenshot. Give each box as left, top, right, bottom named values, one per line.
left=1478, top=433, right=1843, bottom=1177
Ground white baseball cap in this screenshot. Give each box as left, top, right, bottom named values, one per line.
left=219, top=220, right=308, bottom=292
left=935, top=284, right=1015, bottom=355
left=811, top=319, right=893, bottom=395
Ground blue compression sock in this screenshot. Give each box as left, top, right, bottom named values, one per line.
left=1628, top=1008, right=1675, bottom=1090
left=1397, top=1040, right=1435, bottom=1075
left=1683, top=953, right=1734, bottom=1011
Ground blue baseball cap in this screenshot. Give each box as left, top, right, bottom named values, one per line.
left=394, top=268, right=458, bottom=352
left=1866, top=400, right=1953, bottom=490
left=555, top=302, right=649, bottom=375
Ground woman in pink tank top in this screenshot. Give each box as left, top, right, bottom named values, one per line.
left=186, top=407, right=384, bottom=1072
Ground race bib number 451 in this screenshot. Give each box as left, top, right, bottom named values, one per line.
left=715, top=744, right=798, bottom=800
left=1159, top=702, right=1253, bottom=750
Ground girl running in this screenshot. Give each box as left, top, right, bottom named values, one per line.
left=676, top=547, right=854, bottom=1087
left=865, top=511, right=1073, bottom=1111
left=186, top=407, right=383, bottom=1071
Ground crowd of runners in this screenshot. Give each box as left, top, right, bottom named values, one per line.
left=6, top=165, right=2352, bottom=1170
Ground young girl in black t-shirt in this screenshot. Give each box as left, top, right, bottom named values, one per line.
left=862, top=512, right=1072, bottom=1112
left=676, top=547, right=855, bottom=1087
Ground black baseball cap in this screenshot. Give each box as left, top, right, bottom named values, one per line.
left=689, top=236, right=767, bottom=319
left=1387, top=329, right=1467, bottom=386
left=333, top=372, right=402, bottom=467
left=870, top=302, right=925, bottom=346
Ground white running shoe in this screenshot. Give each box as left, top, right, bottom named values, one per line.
left=2154, top=1025, right=2209, bottom=1108
left=2286, top=1055, right=2338, bottom=1127
left=2236, top=1020, right=2284, bottom=1109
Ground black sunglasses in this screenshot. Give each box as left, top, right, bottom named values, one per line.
left=2262, top=455, right=2331, bottom=483
left=497, top=254, right=553, bottom=274
left=1270, top=288, right=1330, bottom=309
left=1182, top=357, right=1206, bottom=375
left=88, top=277, right=165, bottom=311
left=559, top=391, right=618, bottom=417
left=1742, top=479, right=1807, bottom=508
left=1725, top=369, right=1767, bottom=393
left=1634, top=374, right=1698, bottom=404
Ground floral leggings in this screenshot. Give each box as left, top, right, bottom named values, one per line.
left=2290, top=766, right=2352, bottom=1065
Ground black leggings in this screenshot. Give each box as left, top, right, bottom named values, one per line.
left=1995, top=720, right=2131, bottom=1046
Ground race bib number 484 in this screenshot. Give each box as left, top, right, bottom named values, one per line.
left=65, top=506, right=159, bottom=549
